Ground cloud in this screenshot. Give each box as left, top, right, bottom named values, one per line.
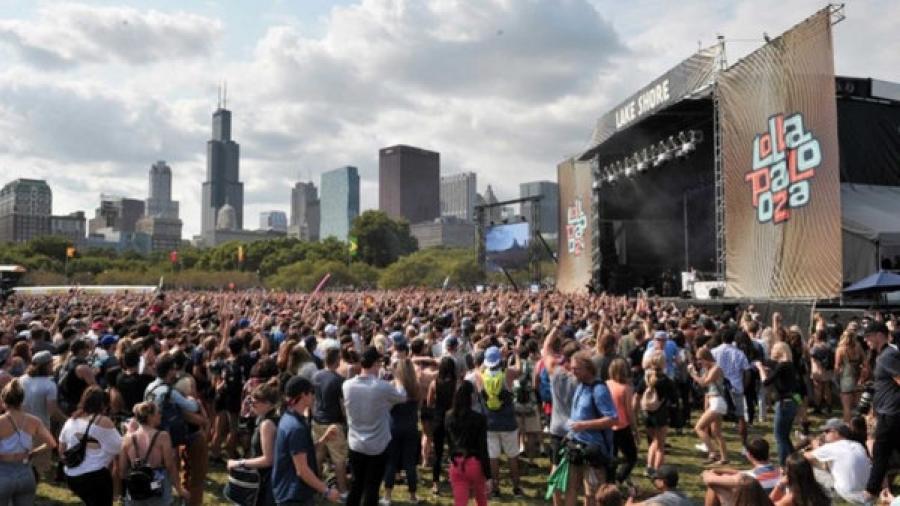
left=0, top=3, right=222, bottom=68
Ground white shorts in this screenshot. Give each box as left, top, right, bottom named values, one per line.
left=708, top=395, right=728, bottom=415
left=487, top=430, right=521, bottom=459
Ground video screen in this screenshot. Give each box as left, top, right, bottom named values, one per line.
left=485, top=221, right=530, bottom=272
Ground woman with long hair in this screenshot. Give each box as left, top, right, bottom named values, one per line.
left=835, top=330, right=864, bottom=423
left=382, top=358, right=421, bottom=505
left=808, top=329, right=834, bottom=415
left=756, top=342, right=799, bottom=466
left=769, top=452, right=831, bottom=505
left=446, top=380, right=491, bottom=506
left=785, top=327, right=811, bottom=435
left=58, top=386, right=123, bottom=506
left=119, top=401, right=189, bottom=505
left=226, top=378, right=280, bottom=506
left=606, top=357, right=637, bottom=484
left=689, top=347, right=728, bottom=465
left=732, top=474, right=774, bottom=506
left=641, top=351, right=674, bottom=476
left=0, top=379, right=57, bottom=506
left=426, top=356, right=457, bottom=496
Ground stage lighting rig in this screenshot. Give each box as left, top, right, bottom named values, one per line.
left=654, top=140, right=672, bottom=166
left=637, top=148, right=650, bottom=172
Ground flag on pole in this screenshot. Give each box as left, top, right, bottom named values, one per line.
left=237, top=245, right=245, bottom=263
left=169, top=250, right=178, bottom=264
left=66, top=246, right=76, bottom=258
left=348, top=236, right=358, bottom=257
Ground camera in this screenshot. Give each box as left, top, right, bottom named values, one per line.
left=857, top=383, right=875, bottom=416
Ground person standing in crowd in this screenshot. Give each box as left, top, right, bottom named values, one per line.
left=863, top=321, right=900, bottom=502
left=541, top=323, right=579, bottom=506
left=57, top=338, right=96, bottom=415
left=769, top=452, right=831, bottom=505
left=427, top=356, right=458, bottom=496
left=227, top=379, right=281, bottom=506
left=711, top=328, right=750, bottom=447
left=809, top=329, right=835, bottom=415
left=119, top=401, right=189, bottom=505
left=566, top=350, right=619, bottom=505
left=446, top=380, right=491, bottom=506
left=381, top=358, right=421, bottom=505
left=606, top=357, right=637, bottom=484
left=835, top=329, right=864, bottom=423
left=311, top=347, right=348, bottom=497
left=58, top=386, right=123, bottom=506
left=0, top=378, right=57, bottom=506
left=19, top=350, right=64, bottom=477
left=343, top=346, right=407, bottom=506
left=690, top=347, right=728, bottom=465
left=757, top=342, right=799, bottom=466
left=640, top=351, right=674, bottom=477
left=272, top=376, right=341, bottom=506
left=513, top=340, right=541, bottom=461
left=480, top=345, right=524, bottom=498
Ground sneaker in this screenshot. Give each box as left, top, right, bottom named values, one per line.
left=379, top=499, right=391, bottom=506
left=512, top=486, right=525, bottom=497
left=694, top=442, right=709, bottom=453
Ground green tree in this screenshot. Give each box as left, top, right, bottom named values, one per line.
left=349, top=210, right=418, bottom=267
left=27, top=236, right=71, bottom=260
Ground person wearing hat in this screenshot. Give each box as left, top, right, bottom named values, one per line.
left=803, top=418, right=871, bottom=503
left=271, top=376, right=341, bottom=505
left=342, top=346, right=407, bottom=506
left=863, top=320, right=900, bottom=502
left=626, top=464, right=691, bottom=505
left=18, top=350, right=65, bottom=477
left=479, top=345, right=525, bottom=498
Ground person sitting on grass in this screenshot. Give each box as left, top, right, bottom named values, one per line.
left=625, top=464, right=692, bottom=506
left=702, top=437, right=780, bottom=505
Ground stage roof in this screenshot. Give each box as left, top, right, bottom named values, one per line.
left=842, top=184, right=900, bottom=246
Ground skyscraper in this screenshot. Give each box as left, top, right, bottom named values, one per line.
left=483, top=184, right=502, bottom=223
left=320, top=166, right=359, bottom=240
left=88, top=196, right=145, bottom=235
left=147, top=161, right=179, bottom=219
left=379, top=145, right=440, bottom=224
left=520, top=180, right=560, bottom=236
left=290, top=181, right=320, bottom=241
left=440, top=172, right=477, bottom=222
left=201, top=103, right=243, bottom=233
left=259, top=211, right=288, bottom=232
left=0, top=179, right=52, bottom=243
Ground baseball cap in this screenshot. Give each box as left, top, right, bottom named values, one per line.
left=484, top=346, right=502, bottom=368
left=324, top=324, right=338, bottom=336
left=818, top=417, right=850, bottom=437
left=443, top=336, right=459, bottom=351
left=865, top=321, right=889, bottom=335
left=390, top=331, right=407, bottom=349
left=654, top=331, right=669, bottom=340
left=284, top=376, right=313, bottom=398
left=31, top=350, right=53, bottom=366
left=100, top=334, right=119, bottom=348
left=654, top=464, right=679, bottom=487
left=91, top=321, right=104, bottom=331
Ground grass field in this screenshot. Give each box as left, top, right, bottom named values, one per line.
left=36, top=414, right=842, bottom=505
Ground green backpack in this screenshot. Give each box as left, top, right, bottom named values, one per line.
left=483, top=370, right=509, bottom=411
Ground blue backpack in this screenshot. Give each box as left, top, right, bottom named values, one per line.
left=146, top=384, right=189, bottom=447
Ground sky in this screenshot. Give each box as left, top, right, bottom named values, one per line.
left=1, top=0, right=897, bottom=238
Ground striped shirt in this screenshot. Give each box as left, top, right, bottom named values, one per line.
left=743, top=464, right=781, bottom=493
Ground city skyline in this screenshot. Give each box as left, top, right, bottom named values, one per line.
left=0, top=1, right=897, bottom=238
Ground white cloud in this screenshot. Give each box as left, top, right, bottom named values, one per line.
left=1, top=0, right=898, bottom=239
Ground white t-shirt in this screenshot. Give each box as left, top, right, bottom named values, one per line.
left=811, top=438, right=871, bottom=500
left=59, top=416, right=123, bottom=476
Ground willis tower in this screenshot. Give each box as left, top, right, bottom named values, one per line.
left=201, top=89, right=243, bottom=233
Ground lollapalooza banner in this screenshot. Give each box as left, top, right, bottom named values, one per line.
left=556, top=158, right=593, bottom=293
left=589, top=46, right=719, bottom=147
left=719, top=8, right=841, bottom=298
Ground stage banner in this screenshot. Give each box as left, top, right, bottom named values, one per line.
left=719, top=8, right=841, bottom=298
left=556, top=157, right=593, bottom=293
left=588, top=46, right=719, bottom=148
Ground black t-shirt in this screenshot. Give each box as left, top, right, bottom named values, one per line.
left=873, top=345, right=900, bottom=416
left=763, top=361, right=798, bottom=399
left=117, top=371, right=155, bottom=414
left=312, top=369, right=345, bottom=424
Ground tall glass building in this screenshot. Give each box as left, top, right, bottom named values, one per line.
left=319, top=166, right=360, bottom=240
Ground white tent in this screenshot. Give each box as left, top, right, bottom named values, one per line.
left=842, top=184, right=900, bottom=284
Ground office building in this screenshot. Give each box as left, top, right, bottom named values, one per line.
left=0, top=179, right=52, bottom=243
left=51, top=211, right=86, bottom=245
left=137, top=160, right=183, bottom=252
left=201, top=103, right=243, bottom=234
left=410, top=217, right=476, bottom=249
left=483, top=185, right=502, bottom=223
left=260, top=211, right=288, bottom=232
left=289, top=181, right=320, bottom=241
left=320, top=166, right=360, bottom=240
left=440, top=172, right=477, bottom=222
left=88, top=195, right=145, bottom=236
left=379, top=145, right=440, bottom=224
left=520, top=180, right=559, bottom=236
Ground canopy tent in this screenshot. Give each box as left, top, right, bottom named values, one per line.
left=841, top=184, right=900, bottom=284
left=843, top=270, right=900, bottom=295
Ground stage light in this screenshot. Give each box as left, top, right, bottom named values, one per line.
left=654, top=141, right=672, bottom=166
left=637, top=148, right=650, bottom=171
left=592, top=180, right=600, bottom=190
left=590, top=155, right=601, bottom=179
left=624, top=165, right=635, bottom=177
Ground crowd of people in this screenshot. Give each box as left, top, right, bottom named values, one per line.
left=0, top=288, right=899, bottom=505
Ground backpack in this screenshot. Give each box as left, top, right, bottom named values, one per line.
left=641, top=383, right=662, bottom=412
left=146, top=384, right=188, bottom=447
left=57, top=358, right=88, bottom=415
left=223, top=360, right=244, bottom=399
left=483, top=370, right=510, bottom=411
left=514, top=360, right=534, bottom=406
left=124, top=431, right=163, bottom=501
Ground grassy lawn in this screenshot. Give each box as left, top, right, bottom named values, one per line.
left=36, top=414, right=839, bottom=505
